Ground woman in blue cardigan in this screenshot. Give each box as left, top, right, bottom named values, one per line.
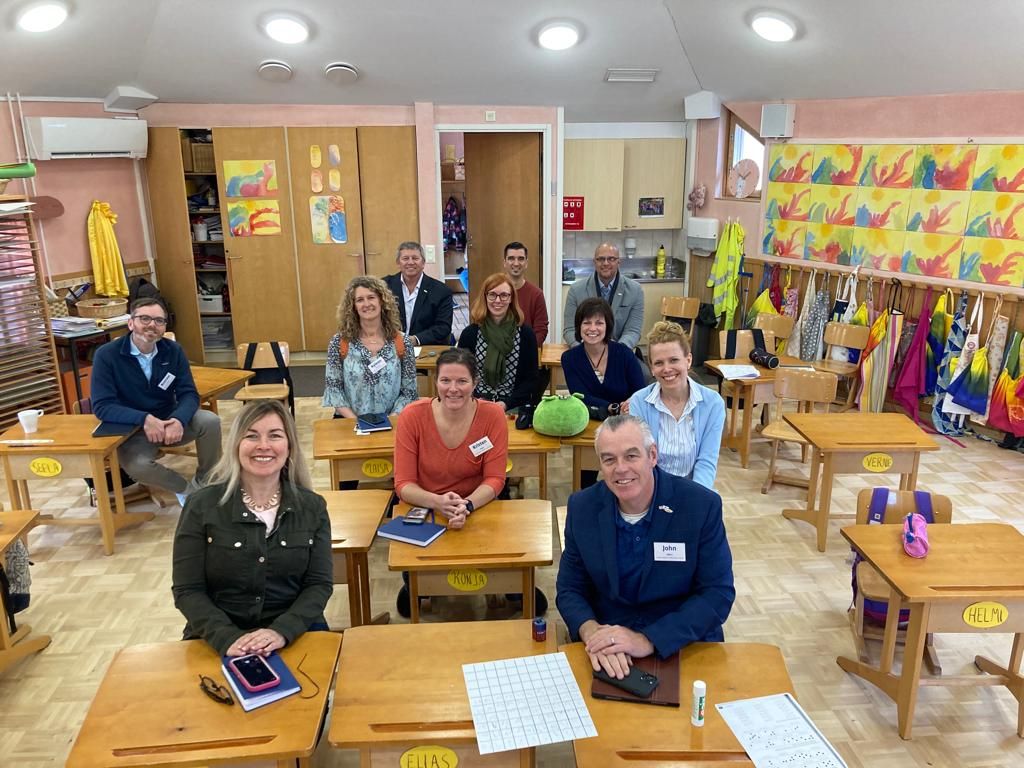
left=562, top=298, right=646, bottom=487
left=629, top=320, right=725, bottom=489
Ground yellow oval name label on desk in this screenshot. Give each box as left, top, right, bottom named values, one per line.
left=30, top=457, right=62, bottom=477
left=447, top=568, right=488, bottom=591
left=506, top=458, right=513, bottom=473
left=862, top=453, right=893, bottom=472
left=361, top=458, right=393, bottom=478
left=963, top=601, right=1008, bottom=629
left=400, top=746, right=458, bottom=767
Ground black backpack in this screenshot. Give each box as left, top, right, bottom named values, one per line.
left=242, top=342, right=295, bottom=414
left=129, top=277, right=175, bottom=330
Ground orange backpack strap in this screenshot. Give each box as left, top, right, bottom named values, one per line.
left=339, top=338, right=349, bottom=360
left=395, top=334, right=405, bottom=358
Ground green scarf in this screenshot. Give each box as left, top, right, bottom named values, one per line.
left=481, top=315, right=518, bottom=388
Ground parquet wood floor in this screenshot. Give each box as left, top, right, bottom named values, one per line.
left=1, top=396, right=1023, bottom=766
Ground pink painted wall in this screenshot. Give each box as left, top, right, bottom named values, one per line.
left=0, top=100, right=147, bottom=280
left=439, top=131, right=464, bottom=161
left=141, top=103, right=414, bottom=127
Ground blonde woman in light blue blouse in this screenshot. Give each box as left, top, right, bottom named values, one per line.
left=322, top=276, right=417, bottom=423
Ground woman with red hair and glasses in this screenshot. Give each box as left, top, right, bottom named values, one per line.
left=457, top=272, right=539, bottom=412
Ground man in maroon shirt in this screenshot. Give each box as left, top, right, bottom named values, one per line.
left=503, top=241, right=548, bottom=345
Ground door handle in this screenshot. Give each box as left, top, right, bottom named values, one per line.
left=227, top=254, right=243, bottom=260
left=366, top=251, right=381, bottom=256
left=348, top=253, right=363, bottom=258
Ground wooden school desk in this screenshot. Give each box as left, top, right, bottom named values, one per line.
left=389, top=499, right=553, bottom=623
left=704, top=356, right=803, bottom=468
left=781, top=412, right=939, bottom=552
left=541, top=342, right=568, bottom=394
left=329, top=619, right=555, bottom=767
left=838, top=522, right=1024, bottom=740
left=312, top=416, right=562, bottom=499
left=66, top=631, right=342, bottom=768
left=563, top=421, right=600, bottom=491
left=0, top=509, right=51, bottom=674
left=563, top=642, right=795, bottom=767
left=0, top=415, right=154, bottom=555
left=190, top=365, right=254, bottom=413
left=322, top=489, right=391, bottom=628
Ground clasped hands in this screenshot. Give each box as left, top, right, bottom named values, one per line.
left=226, top=627, right=286, bottom=657
left=435, top=491, right=472, bottom=529
left=580, top=621, right=654, bottom=679
left=144, top=414, right=184, bottom=445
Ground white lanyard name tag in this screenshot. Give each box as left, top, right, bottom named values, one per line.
left=469, top=436, right=494, bottom=457
left=368, top=357, right=386, bottom=374
left=654, top=542, right=686, bottom=562
left=157, top=372, right=175, bottom=390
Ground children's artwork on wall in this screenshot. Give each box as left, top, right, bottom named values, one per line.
left=228, top=199, right=281, bottom=237
left=328, top=144, right=341, bottom=166
left=310, top=145, right=322, bottom=169
left=310, top=195, right=347, bottom=244
left=223, top=160, right=278, bottom=197
left=854, top=187, right=910, bottom=230
left=328, top=168, right=342, bottom=192
left=311, top=170, right=323, bottom=194
left=765, top=141, right=1024, bottom=287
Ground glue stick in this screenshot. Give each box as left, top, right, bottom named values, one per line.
left=691, top=680, right=706, bottom=727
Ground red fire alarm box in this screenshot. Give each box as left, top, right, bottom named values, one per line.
left=563, top=196, right=584, bottom=231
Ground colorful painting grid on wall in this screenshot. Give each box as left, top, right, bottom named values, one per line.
left=763, top=143, right=1024, bottom=287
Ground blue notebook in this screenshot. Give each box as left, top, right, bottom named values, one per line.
left=221, top=652, right=301, bottom=711
left=376, top=515, right=446, bottom=547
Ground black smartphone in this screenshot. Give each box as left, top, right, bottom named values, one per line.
left=402, top=506, right=430, bottom=525
left=593, top=666, right=660, bottom=698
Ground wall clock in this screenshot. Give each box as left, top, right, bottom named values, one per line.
left=727, top=158, right=760, bottom=198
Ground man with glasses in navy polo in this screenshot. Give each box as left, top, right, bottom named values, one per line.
left=562, top=243, right=645, bottom=350
left=92, top=298, right=221, bottom=506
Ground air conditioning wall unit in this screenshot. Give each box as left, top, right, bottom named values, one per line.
left=23, top=116, right=148, bottom=160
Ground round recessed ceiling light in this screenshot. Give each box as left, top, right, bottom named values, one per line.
left=751, top=12, right=796, bottom=42
left=257, top=60, right=293, bottom=83
left=17, top=1, right=69, bottom=32
left=538, top=21, right=579, bottom=51
left=324, top=62, right=360, bottom=86
left=263, top=14, right=309, bottom=44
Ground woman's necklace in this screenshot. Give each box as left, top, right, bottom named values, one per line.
left=586, top=344, right=607, bottom=372
left=241, top=487, right=281, bottom=512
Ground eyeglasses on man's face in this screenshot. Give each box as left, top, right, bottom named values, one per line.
left=132, top=314, right=168, bottom=326
left=486, top=291, right=513, bottom=302
left=594, top=256, right=619, bottom=264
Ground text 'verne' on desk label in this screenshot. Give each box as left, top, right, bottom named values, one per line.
left=400, top=745, right=458, bottom=767
left=447, top=568, right=488, bottom=592
left=963, top=601, right=1008, bottom=629
left=29, top=457, right=62, bottom=477
left=361, top=458, right=393, bottom=478
left=862, top=452, right=893, bottom=472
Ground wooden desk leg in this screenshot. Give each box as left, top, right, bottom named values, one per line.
left=91, top=454, right=117, bottom=556
left=17, top=480, right=31, bottom=509
left=878, top=586, right=901, bottom=675
left=105, top=453, right=155, bottom=536
left=782, top=449, right=821, bottom=531
left=409, top=572, right=420, bottom=624
left=345, top=554, right=362, bottom=628
left=3, top=458, right=22, bottom=508
left=896, top=602, right=930, bottom=740
left=538, top=453, right=547, bottom=500
left=522, top=568, right=535, bottom=619
left=815, top=453, right=835, bottom=552
left=572, top=446, right=582, bottom=492
left=0, top=623, right=52, bottom=674
left=330, top=461, right=340, bottom=492
left=739, top=392, right=754, bottom=468
left=206, top=399, right=219, bottom=415
left=974, top=633, right=1024, bottom=738
left=521, top=747, right=536, bottom=767
left=908, top=453, right=921, bottom=491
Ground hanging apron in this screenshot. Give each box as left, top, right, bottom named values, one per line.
left=941, top=294, right=983, bottom=417
left=87, top=200, right=129, bottom=297
left=925, top=289, right=952, bottom=396
left=931, top=291, right=969, bottom=435
left=858, top=283, right=890, bottom=413
left=892, top=287, right=935, bottom=424
left=971, top=295, right=1008, bottom=426
left=782, top=267, right=799, bottom=319
left=988, top=333, right=1024, bottom=438
left=769, top=263, right=783, bottom=310
left=799, top=277, right=830, bottom=362
left=830, top=271, right=859, bottom=362
left=887, top=280, right=914, bottom=388
left=786, top=270, right=815, bottom=357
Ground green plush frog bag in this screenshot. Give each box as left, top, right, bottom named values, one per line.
left=532, top=393, right=589, bottom=437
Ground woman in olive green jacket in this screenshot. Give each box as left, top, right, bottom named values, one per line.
left=171, top=399, right=333, bottom=656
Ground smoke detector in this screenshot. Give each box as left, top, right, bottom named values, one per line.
left=324, top=62, right=359, bottom=86
left=258, top=60, right=293, bottom=82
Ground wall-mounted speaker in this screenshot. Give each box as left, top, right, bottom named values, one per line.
left=683, top=90, right=722, bottom=120
left=760, top=103, right=795, bottom=138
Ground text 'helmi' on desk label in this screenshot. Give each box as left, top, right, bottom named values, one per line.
left=862, top=452, right=893, bottom=472
left=963, top=601, right=1008, bottom=629
left=400, top=745, right=458, bottom=768
left=30, top=457, right=62, bottom=477
left=361, top=458, right=392, bottom=478
left=448, top=568, right=488, bottom=591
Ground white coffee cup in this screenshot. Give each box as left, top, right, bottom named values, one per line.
left=18, top=409, right=43, bottom=434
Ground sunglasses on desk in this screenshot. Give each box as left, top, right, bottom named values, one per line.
left=198, top=674, right=234, bottom=705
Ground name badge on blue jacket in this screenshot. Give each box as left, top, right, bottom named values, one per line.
left=654, top=542, right=686, bottom=562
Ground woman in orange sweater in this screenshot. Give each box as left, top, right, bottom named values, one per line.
left=393, top=347, right=510, bottom=616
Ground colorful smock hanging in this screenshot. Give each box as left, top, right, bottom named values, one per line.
left=87, top=200, right=129, bottom=297
left=931, top=291, right=969, bottom=436
left=799, top=278, right=830, bottom=362
left=971, top=296, right=1008, bottom=427
left=941, top=295, right=982, bottom=417
left=988, top=332, right=1024, bottom=437
left=892, top=287, right=934, bottom=424
left=745, top=263, right=780, bottom=329
left=925, top=290, right=952, bottom=396
left=786, top=270, right=814, bottom=357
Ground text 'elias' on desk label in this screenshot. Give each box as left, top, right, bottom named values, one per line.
left=361, top=458, right=393, bottom=478
left=400, top=745, right=458, bottom=768
left=447, top=568, right=488, bottom=591
left=29, top=457, right=62, bottom=477
left=862, top=452, right=893, bottom=472
left=963, top=601, right=1008, bottom=629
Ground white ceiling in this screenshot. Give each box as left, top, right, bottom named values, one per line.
left=2, top=0, right=1023, bottom=122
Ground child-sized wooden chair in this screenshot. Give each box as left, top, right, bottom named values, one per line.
left=814, top=322, right=870, bottom=411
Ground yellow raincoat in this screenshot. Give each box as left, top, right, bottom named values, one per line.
left=87, top=201, right=128, bottom=297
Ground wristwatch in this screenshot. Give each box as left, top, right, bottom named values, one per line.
left=465, top=499, right=475, bottom=514
left=608, top=402, right=620, bottom=416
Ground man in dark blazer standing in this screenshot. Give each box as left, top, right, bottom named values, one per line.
left=383, top=241, right=454, bottom=346
left=556, top=414, right=734, bottom=678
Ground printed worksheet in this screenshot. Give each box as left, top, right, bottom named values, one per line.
left=463, top=652, right=597, bottom=755
left=717, top=693, right=847, bottom=768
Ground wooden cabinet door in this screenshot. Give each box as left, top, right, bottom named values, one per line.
left=146, top=127, right=205, bottom=362
left=286, top=127, right=365, bottom=351
left=357, top=126, right=419, bottom=280
left=212, top=127, right=302, bottom=348
left=564, top=139, right=624, bottom=232
left=621, top=139, right=686, bottom=230
left=464, top=132, right=542, bottom=295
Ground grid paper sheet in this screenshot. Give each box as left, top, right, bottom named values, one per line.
left=462, top=652, right=597, bottom=755
left=716, top=693, right=848, bottom=768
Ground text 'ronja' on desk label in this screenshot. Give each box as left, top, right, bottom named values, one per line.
left=447, top=568, right=488, bottom=591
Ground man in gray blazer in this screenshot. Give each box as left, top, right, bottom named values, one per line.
left=563, top=243, right=645, bottom=349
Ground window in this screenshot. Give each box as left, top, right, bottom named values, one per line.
left=723, top=111, right=765, bottom=198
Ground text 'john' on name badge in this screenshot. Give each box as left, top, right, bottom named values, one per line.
left=654, top=542, right=686, bottom=562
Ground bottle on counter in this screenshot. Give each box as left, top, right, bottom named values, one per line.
left=656, top=244, right=666, bottom=279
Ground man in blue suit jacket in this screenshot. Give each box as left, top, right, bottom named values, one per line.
left=556, top=414, right=734, bottom=678
left=383, top=241, right=454, bottom=346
